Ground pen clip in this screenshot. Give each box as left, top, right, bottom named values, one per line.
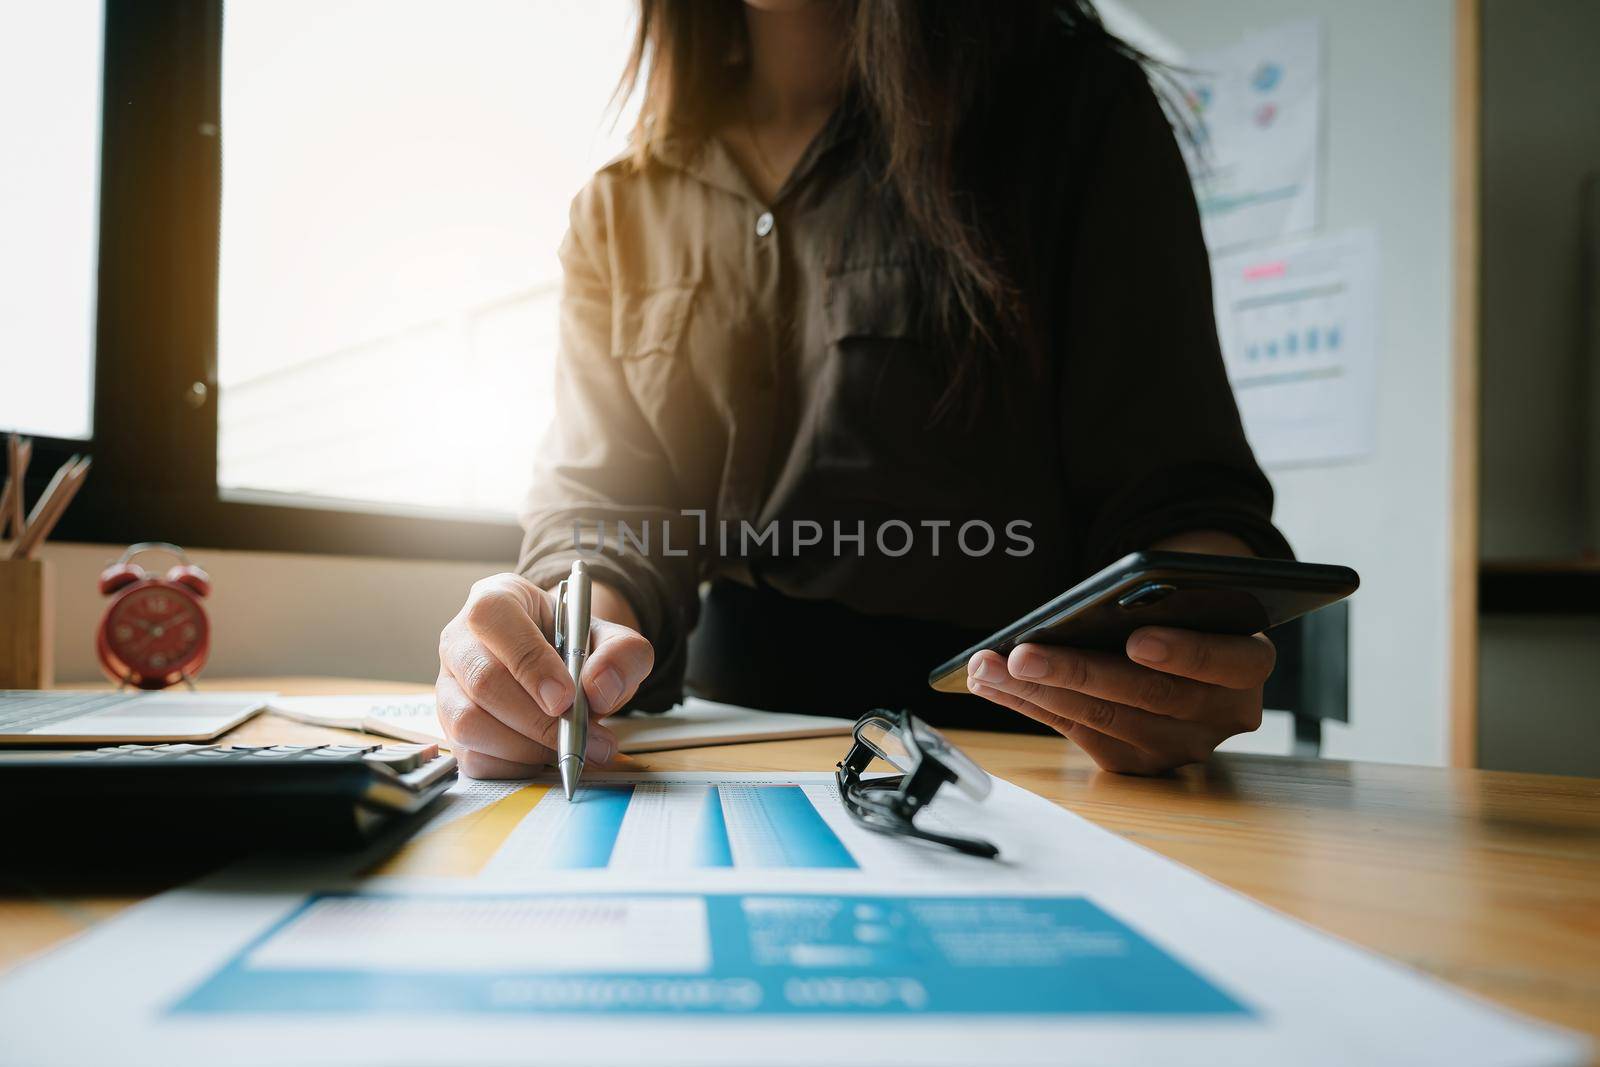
left=553, top=579, right=568, bottom=656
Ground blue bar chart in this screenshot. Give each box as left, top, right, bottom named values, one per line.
left=694, top=785, right=734, bottom=868
left=466, top=782, right=860, bottom=878
left=715, top=785, right=857, bottom=868
left=538, top=786, right=632, bottom=869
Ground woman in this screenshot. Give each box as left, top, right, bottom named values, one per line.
left=435, top=0, right=1289, bottom=779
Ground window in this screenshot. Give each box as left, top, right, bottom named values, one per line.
left=216, top=0, right=635, bottom=518
left=9, top=1, right=638, bottom=560
left=0, top=0, right=103, bottom=441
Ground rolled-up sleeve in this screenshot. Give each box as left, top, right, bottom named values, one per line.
left=1058, top=59, right=1292, bottom=568
left=518, top=188, right=701, bottom=711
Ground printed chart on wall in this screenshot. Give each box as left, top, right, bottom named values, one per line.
left=1176, top=19, right=1323, bottom=251
left=1212, top=229, right=1380, bottom=467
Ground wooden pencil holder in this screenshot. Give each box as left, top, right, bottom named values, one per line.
left=0, top=558, right=54, bottom=689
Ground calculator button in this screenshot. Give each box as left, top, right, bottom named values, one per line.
left=74, top=751, right=111, bottom=759
left=245, top=750, right=293, bottom=758
left=185, top=749, right=229, bottom=758
left=363, top=744, right=437, bottom=773
left=124, top=750, right=164, bottom=758
left=152, top=744, right=208, bottom=753
left=396, top=753, right=458, bottom=791
left=266, top=744, right=324, bottom=753
left=221, top=744, right=269, bottom=752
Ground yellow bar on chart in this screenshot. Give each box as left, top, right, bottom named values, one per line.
left=367, top=785, right=549, bottom=879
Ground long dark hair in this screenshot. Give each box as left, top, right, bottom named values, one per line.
left=616, top=1, right=1130, bottom=413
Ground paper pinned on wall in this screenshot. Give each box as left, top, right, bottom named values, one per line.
left=1175, top=19, right=1323, bottom=251
left=1211, top=228, right=1381, bottom=468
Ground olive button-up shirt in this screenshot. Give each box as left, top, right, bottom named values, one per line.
left=518, top=46, right=1289, bottom=710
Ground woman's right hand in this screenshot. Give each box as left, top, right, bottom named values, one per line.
left=435, top=572, right=654, bottom=779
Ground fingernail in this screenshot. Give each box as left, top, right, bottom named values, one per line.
left=586, top=734, right=616, bottom=764
left=591, top=668, right=623, bottom=713
left=1010, top=648, right=1046, bottom=679
left=969, top=655, right=1003, bottom=684
left=1131, top=634, right=1169, bottom=663
left=538, top=678, right=568, bottom=715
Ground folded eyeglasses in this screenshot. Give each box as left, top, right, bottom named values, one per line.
left=835, top=708, right=999, bottom=859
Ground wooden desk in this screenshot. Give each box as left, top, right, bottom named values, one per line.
left=5, top=676, right=1598, bottom=1045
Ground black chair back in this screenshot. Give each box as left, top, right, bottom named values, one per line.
left=1262, top=600, right=1351, bottom=757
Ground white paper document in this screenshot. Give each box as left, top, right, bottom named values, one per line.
left=0, top=770, right=1583, bottom=1067
left=1176, top=19, right=1323, bottom=251
left=268, top=695, right=854, bottom=752
left=268, top=693, right=447, bottom=741
left=1212, top=228, right=1381, bottom=467
left=608, top=700, right=856, bottom=752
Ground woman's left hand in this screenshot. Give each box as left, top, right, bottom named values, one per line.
left=966, top=627, right=1275, bottom=775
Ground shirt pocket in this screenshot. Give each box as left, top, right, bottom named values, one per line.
left=814, top=265, right=971, bottom=495
left=612, top=283, right=696, bottom=361
left=609, top=282, right=704, bottom=434
left=823, top=263, right=922, bottom=346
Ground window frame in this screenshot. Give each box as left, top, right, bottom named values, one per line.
left=41, top=0, right=523, bottom=563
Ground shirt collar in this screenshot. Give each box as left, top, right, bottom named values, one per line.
left=648, top=98, right=861, bottom=206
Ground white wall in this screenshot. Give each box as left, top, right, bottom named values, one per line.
left=37, top=542, right=498, bottom=685
left=1122, top=0, right=1463, bottom=765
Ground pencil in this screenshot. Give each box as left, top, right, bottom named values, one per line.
left=11, top=456, right=88, bottom=560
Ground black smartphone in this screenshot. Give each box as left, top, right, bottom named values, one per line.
left=928, top=551, right=1359, bottom=693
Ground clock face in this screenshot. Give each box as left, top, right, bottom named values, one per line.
left=102, top=583, right=209, bottom=683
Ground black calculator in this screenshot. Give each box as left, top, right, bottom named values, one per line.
left=3, top=741, right=457, bottom=862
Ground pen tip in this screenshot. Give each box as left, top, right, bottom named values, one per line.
left=559, top=758, right=581, bottom=801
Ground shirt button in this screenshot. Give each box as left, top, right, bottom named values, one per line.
left=755, top=211, right=775, bottom=238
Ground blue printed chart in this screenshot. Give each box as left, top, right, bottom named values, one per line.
left=506, top=783, right=858, bottom=873
left=3, top=771, right=1584, bottom=1067
left=172, top=891, right=1250, bottom=1018
left=373, top=781, right=861, bottom=879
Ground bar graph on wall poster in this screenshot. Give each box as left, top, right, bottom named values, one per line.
left=373, top=782, right=858, bottom=879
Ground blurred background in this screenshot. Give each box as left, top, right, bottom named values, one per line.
left=1, top=0, right=1595, bottom=774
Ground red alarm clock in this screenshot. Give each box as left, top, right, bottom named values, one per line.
left=96, top=542, right=213, bottom=689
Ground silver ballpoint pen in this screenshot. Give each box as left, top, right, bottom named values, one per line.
left=554, top=559, right=593, bottom=801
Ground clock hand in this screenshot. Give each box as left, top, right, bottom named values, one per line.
left=121, top=609, right=197, bottom=657
left=122, top=631, right=162, bottom=656
left=126, top=620, right=178, bottom=651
